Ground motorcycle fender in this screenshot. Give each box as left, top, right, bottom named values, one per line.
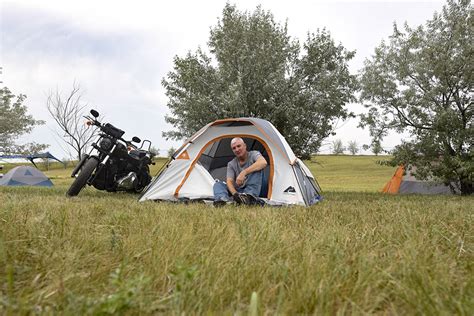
left=71, top=154, right=90, bottom=177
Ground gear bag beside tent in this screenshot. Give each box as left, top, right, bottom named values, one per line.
left=139, top=118, right=322, bottom=206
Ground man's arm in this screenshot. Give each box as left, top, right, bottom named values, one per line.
left=245, top=156, right=268, bottom=174
left=226, top=178, right=238, bottom=195
left=236, top=156, right=267, bottom=186
left=226, top=163, right=238, bottom=195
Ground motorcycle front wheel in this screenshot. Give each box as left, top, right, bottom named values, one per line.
left=66, top=157, right=99, bottom=197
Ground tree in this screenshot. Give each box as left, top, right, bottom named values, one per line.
left=149, top=146, right=160, bottom=157
left=371, top=139, right=383, bottom=156
left=47, top=84, right=98, bottom=160
left=163, top=4, right=358, bottom=159
left=361, top=141, right=383, bottom=156
left=0, top=86, right=47, bottom=154
left=359, top=0, right=473, bottom=194
left=347, top=140, right=359, bottom=155
left=331, top=139, right=345, bottom=155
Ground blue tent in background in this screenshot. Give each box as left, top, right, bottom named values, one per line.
left=0, top=166, right=53, bottom=187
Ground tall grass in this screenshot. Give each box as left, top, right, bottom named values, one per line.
left=0, top=156, right=472, bottom=314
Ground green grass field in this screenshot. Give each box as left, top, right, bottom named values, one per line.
left=0, top=156, right=472, bottom=314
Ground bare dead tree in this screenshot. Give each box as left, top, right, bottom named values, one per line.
left=47, top=84, right=98, bottom=160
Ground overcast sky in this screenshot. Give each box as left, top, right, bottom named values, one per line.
left=1, top=0, right=445, bottom=158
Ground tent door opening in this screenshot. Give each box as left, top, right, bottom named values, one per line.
left=197, top=136, right=272, bottom=198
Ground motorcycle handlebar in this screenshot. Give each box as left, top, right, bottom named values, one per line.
left=122, top=138, right=138, bottom=150
left=85, top=113, right=153, bottom=155
left=85, top=115, right=101, bottom=128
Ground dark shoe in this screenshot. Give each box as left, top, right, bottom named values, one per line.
left=232, top=192, right=242, bottom=204
left=213, top=200, right=227, bottom=208
left=232, top=193, right=243, bottom=204
left=239, top=193, right=251, bottom=205
left=233, top=193, right=252, bottom=205
left=235, top=193, right=266, bottom=206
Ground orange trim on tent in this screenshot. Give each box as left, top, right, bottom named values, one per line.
left=174, top=134, right=275, bottom=199
left=172, top=123, right=213, bottom=159
left=382, top=165, right=405, bottom=194
left=176, top=150, right=190, bottom=160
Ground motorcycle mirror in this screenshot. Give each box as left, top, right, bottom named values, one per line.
left=90, top=109, right=99, bottom=118
left=132, top=136, right=141, bottom=143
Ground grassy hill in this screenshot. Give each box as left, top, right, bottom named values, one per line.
left=309, top=155, right=395, bottom=192
left=0, top=156, right=472, bottom=314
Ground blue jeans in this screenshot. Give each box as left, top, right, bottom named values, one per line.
left=213, top=171, right=263, bottom=201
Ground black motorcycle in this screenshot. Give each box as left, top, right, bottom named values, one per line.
left=66, top=109, right=155, bottom=197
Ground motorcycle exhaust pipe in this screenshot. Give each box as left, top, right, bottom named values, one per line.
left=116, top=172, right=138, bottom=190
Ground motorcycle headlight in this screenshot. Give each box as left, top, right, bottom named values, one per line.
left=99, top=138, right=113, bottom=151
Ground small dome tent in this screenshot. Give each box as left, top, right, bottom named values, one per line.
left=382, top=165, right=457, bottom=195
left=140, top=118, right=322, bottom=206
left=0, top=166, right=53, bottom=187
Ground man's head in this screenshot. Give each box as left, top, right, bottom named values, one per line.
left=231, top=137, right=247, bottom=159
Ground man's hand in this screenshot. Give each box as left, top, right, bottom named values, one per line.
left=236, top=170, right=247, bottom=186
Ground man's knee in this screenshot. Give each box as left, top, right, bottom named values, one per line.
left=213, top=180, right=226, bottom=190
left=243, top=171, right=263, bottom=196
left=213, top=180, right=230, bottom=201
left=213, top=181, right=228, bottom=194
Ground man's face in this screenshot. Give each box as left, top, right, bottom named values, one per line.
left=231, top=139, right=247, bottom=159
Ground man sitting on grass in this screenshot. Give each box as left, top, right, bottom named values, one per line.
left=213, top=137, right=267, bottom=206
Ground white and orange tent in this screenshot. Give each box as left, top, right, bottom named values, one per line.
left=382, top=165, right=456, bottom=194
left=140, top=118, right=322, bottom=206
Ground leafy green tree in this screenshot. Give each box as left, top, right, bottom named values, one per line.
left=331, top=139, right=345, bottom=155
left=371, top=139, right=383, bottom=156
left=347, top=140, right=359, bottom=155
left=0, top=86, right=47, bottom=154
left=163, top=4, right=358, bottom=159
left=149, top=146, right=160, bottom=157
left=359, top=0, right=473, bottom=194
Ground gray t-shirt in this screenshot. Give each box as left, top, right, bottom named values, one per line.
left=227, top=150, right=262, bottom=189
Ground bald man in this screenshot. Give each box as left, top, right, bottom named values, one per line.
left=213, top=137, right=267, bottom=206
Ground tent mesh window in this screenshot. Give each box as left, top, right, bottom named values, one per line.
left=198, top=137, right=270, bottom=195
left=293, top=163, right=320, bottom=205
left=212, top=121, right=253, bottom=127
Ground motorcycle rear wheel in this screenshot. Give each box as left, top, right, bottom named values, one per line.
left=134, top=165, right=151, bottom=193
left=66, top=158, right=99, bottom=197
